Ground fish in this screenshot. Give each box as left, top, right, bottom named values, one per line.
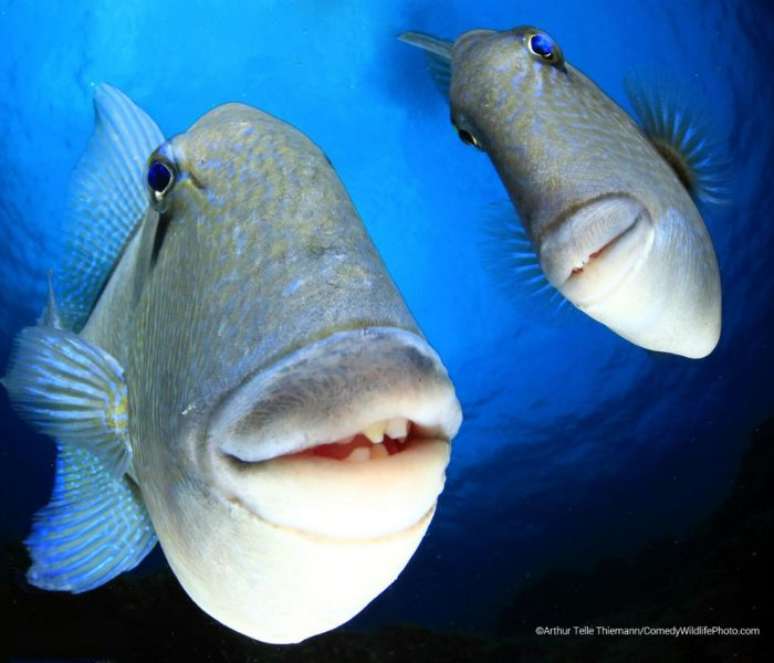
left=400, top=26, right=723, bottom=358
left=1, top=84, right=462, bottom=644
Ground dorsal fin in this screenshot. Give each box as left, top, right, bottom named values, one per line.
left=625, top=78, right=727, bottom=206
left=399, top=32, right=453, bottom=98
left=58, top=84, right=165, bottom=330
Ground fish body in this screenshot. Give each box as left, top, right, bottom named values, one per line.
left=2, top=86, right=461, bottom=643
left=401, top=27, right=722, bottom=358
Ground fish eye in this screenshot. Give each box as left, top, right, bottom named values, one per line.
left=147, top=160, right=175, bottom=195
left=528, top=32, right=557, bottom=62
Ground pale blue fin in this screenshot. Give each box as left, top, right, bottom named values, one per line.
left=399, top=32, right=453, bottom=98
left=25, top=444, right=156, bottom=593
left=37, top=272, right=64, bottom=330
left=479, top=202, right=569, bottom=315
left=59, top=83, right=165, bottom=330
left=1, top=326, right=131, bottom=478
left=625, top=78, right=728, bottom=206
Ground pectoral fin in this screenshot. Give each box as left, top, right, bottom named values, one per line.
left=478, top=202, right=568, bottom=315
left=625, top=77, right=727, bottom=205
left=25, top=444, right=157, bottom=592
left=2, top=326, right=131, bottom=477
left=2, top=327, right=157, bottom=591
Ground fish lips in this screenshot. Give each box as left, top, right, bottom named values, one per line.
left=538, top=194, right=655, bottom=308
left=203, top=327, right=462, bottom=540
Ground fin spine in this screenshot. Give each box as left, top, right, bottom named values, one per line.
left=399, top=31, right=453, bottom=98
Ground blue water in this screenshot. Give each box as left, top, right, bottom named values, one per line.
left=1, top=0, right=772, bottom=648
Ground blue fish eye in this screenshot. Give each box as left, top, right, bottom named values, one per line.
left=147, top=160, right=173, bottom=194
left=529, top=33, right=555, bottom=60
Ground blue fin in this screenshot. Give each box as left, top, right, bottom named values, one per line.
left=399, top=32, right=453, bottom=98
left=1, top=326, right=131, bottom=478
left=25, top=444, right=156, bottom=593
left=625, top=78, right=727, bottom=206
left=59, top=84, right=165, bottom=330
left=479, top=202, right=569, bottom=315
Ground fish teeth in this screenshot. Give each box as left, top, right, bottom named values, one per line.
left=327, top=418, right=409, bottom=457
left=362, top=421, right=386, bottom=444
left=385, top=417, right=409, bottom=440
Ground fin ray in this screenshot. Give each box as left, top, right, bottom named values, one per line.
left=625, top=77, right=728, bottom=206
left=478, top=202, right=569, bottom=318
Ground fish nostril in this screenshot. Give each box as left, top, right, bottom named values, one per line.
left=458, top=129, right=474, bottom=144
left=456, top=128, right=482, bottom=149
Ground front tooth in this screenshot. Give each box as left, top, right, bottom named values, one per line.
left=346, top=447, right=370, bottom=463
left=385, top=418, right=409, bottom=440
left=371, top=444, right=388, bottom=459
left=362, top=421, right=386, bottom=444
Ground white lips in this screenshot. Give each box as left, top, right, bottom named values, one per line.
left=217, top=437, right=450, bottom=539
left=212, top=412, right=453, bottom=540
left=204, top=327, right=462, bottom=541
left=538, top=194, right=654, bottom=307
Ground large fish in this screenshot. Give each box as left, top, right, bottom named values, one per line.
left=400, top=26, right=723, bottom=358
left=1, top=85, right=462, bottom=643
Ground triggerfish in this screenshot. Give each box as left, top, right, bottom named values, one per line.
left=1, top=85, right=462, bottom=643
left=400, top=26, right=724, bottom=358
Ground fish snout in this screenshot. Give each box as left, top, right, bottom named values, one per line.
left=538, top=194, right=654, bottom=307
left=538, top=197, right=721, bottom=357
left=169, top=328, right=461, bottom=644
left=205, top=327, right=462, bottom=540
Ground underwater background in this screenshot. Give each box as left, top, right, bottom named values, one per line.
left=1, top=0, right=771, bottom=660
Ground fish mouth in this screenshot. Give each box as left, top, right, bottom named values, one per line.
left=205, top=327, right=462, bottom=541
left=538, top=194, right=655, bottom=307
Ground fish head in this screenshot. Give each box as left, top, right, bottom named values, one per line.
left=128, top=104, right=462, bottom=642
left=446, top=26, right=565, bottom=151
left=448, top=26, right=720, bottom=358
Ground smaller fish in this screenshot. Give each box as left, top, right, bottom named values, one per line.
left=400, top=26, right=724, bottom=358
